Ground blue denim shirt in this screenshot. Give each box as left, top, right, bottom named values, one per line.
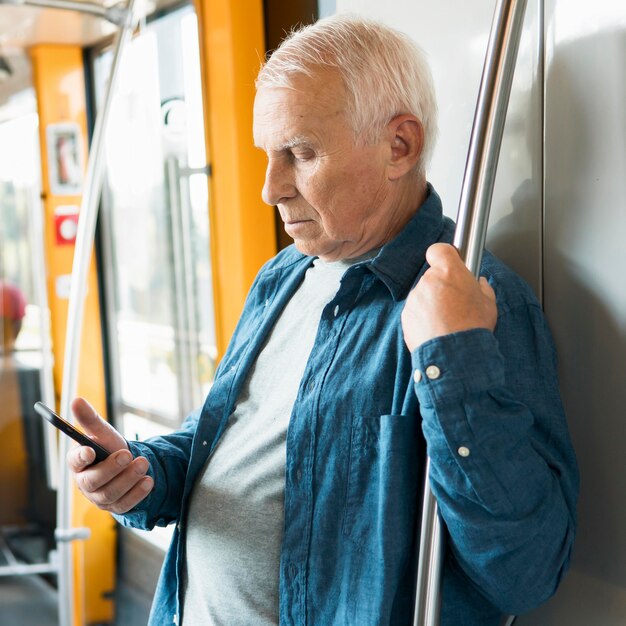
left=118, top=186, right=578, bottom=626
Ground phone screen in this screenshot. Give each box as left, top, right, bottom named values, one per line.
left=34, top=401, right=111, bottom=464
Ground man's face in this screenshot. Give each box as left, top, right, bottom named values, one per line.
left=253, top=71, right=399, bottom=261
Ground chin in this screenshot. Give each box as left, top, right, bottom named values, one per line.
left=293, top=238, right=347, bottom=261
left=293, top=239, right=319, bottom=257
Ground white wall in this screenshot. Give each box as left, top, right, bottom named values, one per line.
left=518, top=1, right=626, bottom=622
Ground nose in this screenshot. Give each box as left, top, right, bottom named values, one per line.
left=261, top=157, right=297, bottom=206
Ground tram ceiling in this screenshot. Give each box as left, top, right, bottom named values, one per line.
left=0, top=5, right=115, bottom=49
left=0, top=0, right=177, bottom=104
left=0, top=0, right=179, bottom=49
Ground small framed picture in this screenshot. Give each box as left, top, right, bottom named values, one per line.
left=46, top=122, right=84, bottom=196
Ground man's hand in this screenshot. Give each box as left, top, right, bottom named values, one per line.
left=401, top=243, right=497, bottom=352
left=67, top=397, right=154, bottom=514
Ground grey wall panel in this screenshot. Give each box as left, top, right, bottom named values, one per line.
left=517, top=0, right=626, bottom=623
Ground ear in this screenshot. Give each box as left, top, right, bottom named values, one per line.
left=385, top=114, right=424, bottom=181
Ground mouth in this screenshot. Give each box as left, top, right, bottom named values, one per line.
left=284, top=218, right=313, bottom=225
left=283, top=219, right=315, bottom=236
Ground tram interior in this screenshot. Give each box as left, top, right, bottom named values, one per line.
left=1, top=0, right=626, bottom=625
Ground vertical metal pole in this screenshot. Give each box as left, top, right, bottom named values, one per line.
left=27, top=170, right=58, bottom=488
left=453, top=0, right=529, bottom=275
left=56, top=2, right=138, bottom=625
left=413, top=1, right=529, bottom=625
left=166, top=158, right=207, bottom=413
left=166, top=156, right=196, bottom=415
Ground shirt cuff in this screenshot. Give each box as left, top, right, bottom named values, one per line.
left=411, top=328, right=505, bottom=407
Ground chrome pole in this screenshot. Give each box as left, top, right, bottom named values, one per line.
left=55, top=2, right=139, bottom=625
left=413, top=1, right=529, bottom=625
left=454, top=0, right=529, bottom=276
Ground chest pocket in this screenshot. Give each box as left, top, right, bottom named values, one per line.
left=342, top=413, right=423, bottom=559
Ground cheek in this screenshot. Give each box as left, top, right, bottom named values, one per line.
left=313, top=177, right=356, bottom=231
left=329, top=166, right=384, bottom=215
left=296, top=169, right=340, bottom=216
left=297, top=158, right=385, bottom=234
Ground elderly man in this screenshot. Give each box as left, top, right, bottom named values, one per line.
left=68, top=15, right=578, bottom=626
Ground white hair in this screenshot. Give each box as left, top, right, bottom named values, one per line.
left=256, top=14, right=438, bottom=175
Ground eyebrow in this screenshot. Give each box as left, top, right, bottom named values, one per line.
left=256, top=134, right=313, bottom=153
left=281, top=135, right=312, bottom=150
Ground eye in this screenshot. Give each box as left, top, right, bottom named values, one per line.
left=290, top=148, right=315, bottom=162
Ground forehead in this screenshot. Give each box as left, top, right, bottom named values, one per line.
left=253, top=70, right=349, bottom=148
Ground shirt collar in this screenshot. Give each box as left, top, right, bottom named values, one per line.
left=367, top=183, right=446, bottom=301
left=272, top=184, right=447, bottom=300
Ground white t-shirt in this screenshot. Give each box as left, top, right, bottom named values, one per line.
left=182, top=255, right=365, bottom=625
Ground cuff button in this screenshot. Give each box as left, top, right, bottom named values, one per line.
left=458, top=446, right=471, bottom=458
left=425, top=365, right=441, bottom=380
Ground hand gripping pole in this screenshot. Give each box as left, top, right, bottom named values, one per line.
left=412, top=1, right=529, bottom=625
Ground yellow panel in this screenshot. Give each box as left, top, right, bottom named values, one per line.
left=194, top=0, right=276, bottom=357
left=0, top=365, right=28, bottom=524
left=29, top=44, right=115, bottom=626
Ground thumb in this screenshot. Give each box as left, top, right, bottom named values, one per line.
left=71, top=397, right=128, bottom=453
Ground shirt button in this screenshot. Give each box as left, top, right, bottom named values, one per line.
left=296, top=469, right=302, bottom=481
left=413, top=369, right=422, bottom=383
left=425, top=365, right=441, bottom=380
left=202, top=440, right=208, bottom=446
left=333, top=304, right=339, bottom=317
left=458, top=446, right=471, bottom=458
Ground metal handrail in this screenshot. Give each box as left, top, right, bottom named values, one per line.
left=413, top=1, right=529, bottom=625
left=49, top=1, right=139, bottom=624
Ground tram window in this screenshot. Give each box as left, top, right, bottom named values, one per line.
left=0, top=90, right=43, bottom=358
left=0, top=86, right=57, bottom=546
left=93, top=5, right=216, bottom=439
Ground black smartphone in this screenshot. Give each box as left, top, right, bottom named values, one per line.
left=34, top=401, right=111, bottom=464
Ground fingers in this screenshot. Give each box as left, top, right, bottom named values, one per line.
left=425, top=245, right=496, bottom=299
left=67, top=397, right=152, bottom=514
left=107, top=477, right=154, bottom=514
left=479, top=276, right=496, bottom=302
left=425, top=242, right=462, bottom=269
left=67, top=443, right=96, bottom=472
left=71, top=448, right=154, bottom=514
left=401, top=243, right=498, bottom=351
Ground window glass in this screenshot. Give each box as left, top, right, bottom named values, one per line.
left=0, top=88, right=57, bottom=561
left=94, top=6, right=216, bottom=439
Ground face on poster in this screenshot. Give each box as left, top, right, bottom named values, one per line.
left=46, top=123, right=84, bottom=196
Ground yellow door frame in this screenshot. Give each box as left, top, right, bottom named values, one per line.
left=30, top=44, right=114, bottom=626
left=194, top=0, right=276, bottom=358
